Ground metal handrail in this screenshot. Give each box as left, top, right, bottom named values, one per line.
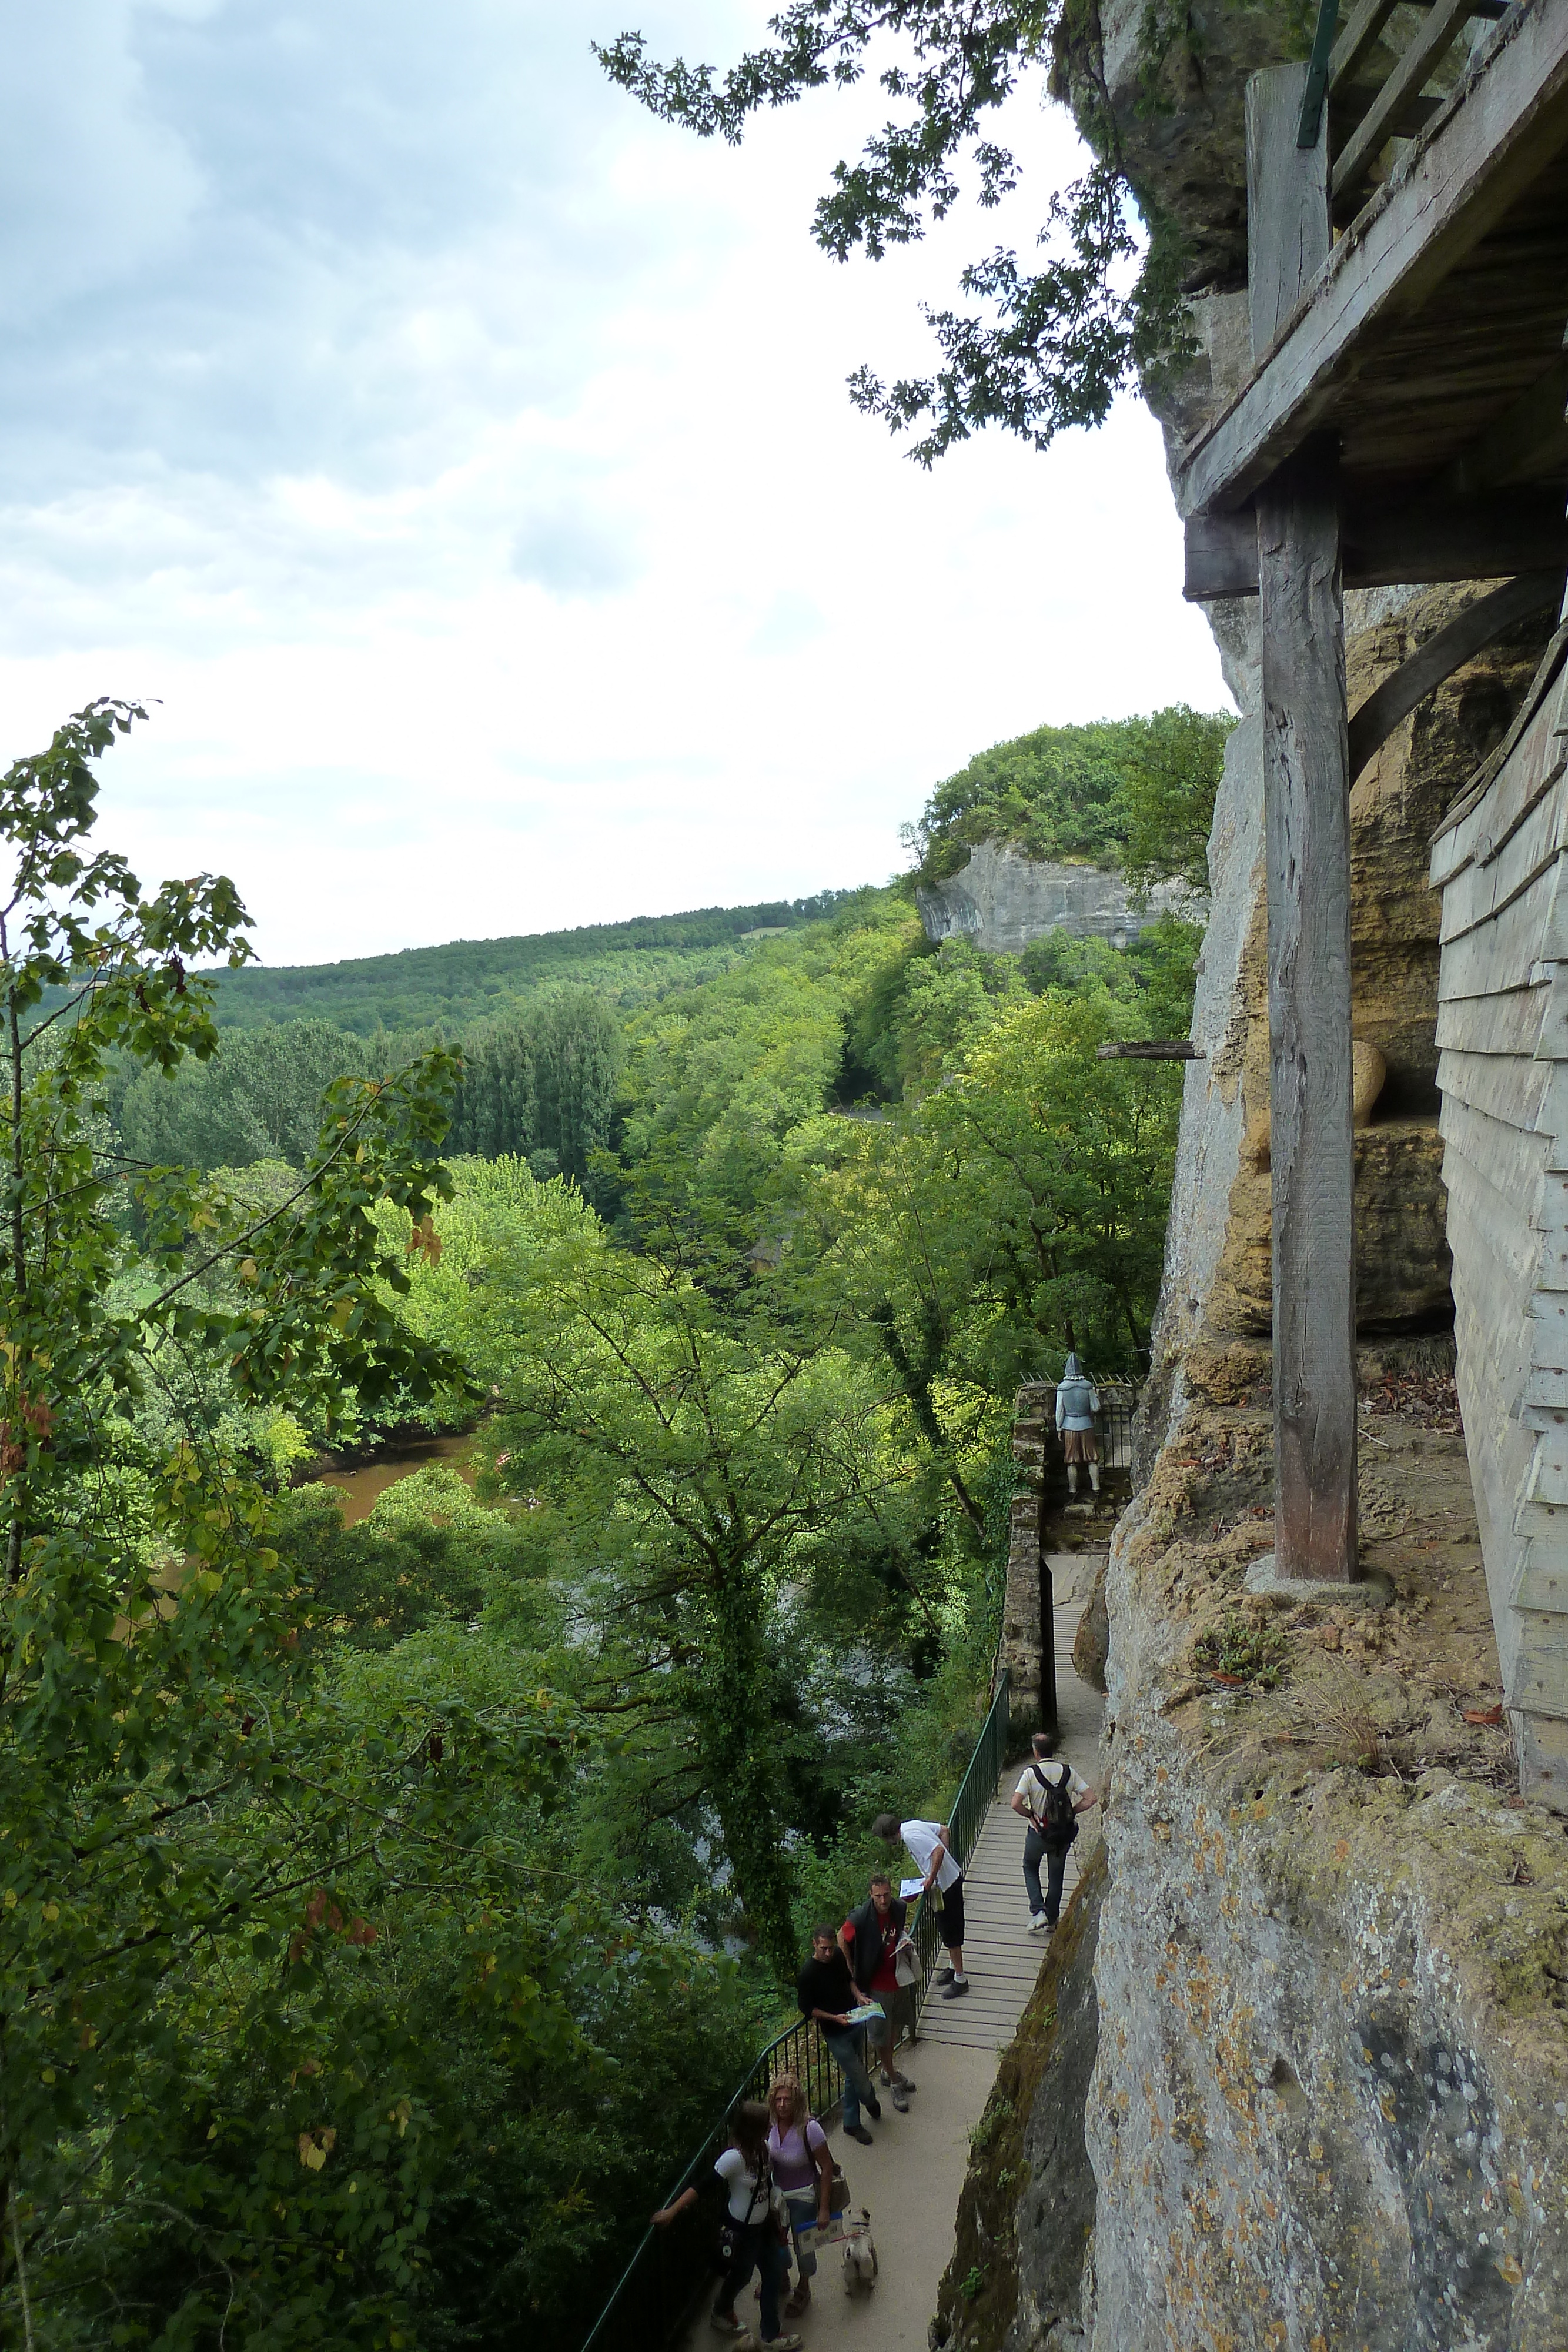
left=903, top=1669, right=1011, bottom=2032
left=578, top=1665, right=1012, bottom=2351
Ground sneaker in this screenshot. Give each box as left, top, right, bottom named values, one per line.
left=934, top=1966, right=955, bottom=1986
left=844, top=2122, right=874, bottom=2145
left=891, top=2083, right=909, bottom=2112
left=761, top=2337, right=804, bottom=2350
left=894, top=2073, right=916, bottom=2093
left=1028, top=1913, right=1049, bottom=1934
left=710, top=2312, right=745, bottom=2336
left=940, top=1977, right=970, bottom=2000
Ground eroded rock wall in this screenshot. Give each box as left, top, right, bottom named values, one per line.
left=915, top=841, right=1196, bottom=955
left=1082, top=1382, right=1568, bottom=2352
left=928, top=22, right=1568, bottom=2350
left=933, top=1849, right=1105, bottom=2352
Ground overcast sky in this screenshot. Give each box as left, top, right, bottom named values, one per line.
left=0, top=1, right=1229, bottom=967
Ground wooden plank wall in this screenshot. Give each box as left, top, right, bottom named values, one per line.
left=1431, top=627, right=1568, bottom=1808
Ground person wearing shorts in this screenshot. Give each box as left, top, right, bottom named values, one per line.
left=840, top=1875, right=917, bottom=2108
left=873, top=1813, right=968, bottom=2000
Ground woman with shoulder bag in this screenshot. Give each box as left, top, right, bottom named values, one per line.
left=765, top=2072, right=833, bottom=2319
left=651, top=2099, right=801, bottom=2348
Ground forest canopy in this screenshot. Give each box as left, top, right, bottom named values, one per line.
left=199, top=893, right=859, bottom=1036
left=2, top=700, right=1206, bottom=2348
left=905, top=704, right=1234, bottom=894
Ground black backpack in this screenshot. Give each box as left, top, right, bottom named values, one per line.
left=1031, top=1762, right=1077, bottom=1852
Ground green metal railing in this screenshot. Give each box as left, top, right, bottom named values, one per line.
left=578, top=1666, right=1011, bottom=2352
left=902, top=1667, right=1011, bottom=2033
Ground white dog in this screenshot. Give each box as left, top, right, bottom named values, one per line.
left=841, top=2213, right=879, bottom=2295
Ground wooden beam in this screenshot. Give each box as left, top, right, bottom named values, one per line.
left=1331, top=0, right=1510, bottom=118
left=1095, top=1041, right=1206, bottom=1060
left=1249, top=65, right=1359, bottom=1581
left=1436, top=350, right=1568, bottom=497
left=1178, top=0, right=1568, bottom=518
left=1184, top=489, right=1568, bottom=599
left=1037, top=1550, right=1058, bottom=1739
left=1333, top=0, right=1477, bottom=205
left=1347, top=569, right=1563, bottom=776
left=1249, top=65, right=1333, bottom=353
left=1259, top=440, right=1360, bottom=1581
left=1330, top=0, right=1403, bottom=99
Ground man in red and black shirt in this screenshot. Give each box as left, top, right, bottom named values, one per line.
left=839, top=1874, right=917, bottom=2112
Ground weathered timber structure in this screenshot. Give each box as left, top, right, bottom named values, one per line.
left=1172, top=0, right=1568, bottom=1798
left=1431, top=632, right=1568, bottom=1804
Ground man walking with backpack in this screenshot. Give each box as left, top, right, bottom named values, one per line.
left=1011, top=1730, right=1096, bottom=1934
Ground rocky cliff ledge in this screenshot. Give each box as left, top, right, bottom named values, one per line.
left=940, top=1333, right=1568, bottom=2351
left=929, top=4, right=1568, bottom=2334
left=915, top=840, right=1196, bottom=955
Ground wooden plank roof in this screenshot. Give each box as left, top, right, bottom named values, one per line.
left=1175, top=0, right=1568, bottom=532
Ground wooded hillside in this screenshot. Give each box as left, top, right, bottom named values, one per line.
left=203, top=893, right=861, bottom=1035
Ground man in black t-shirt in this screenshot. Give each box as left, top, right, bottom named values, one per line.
left=796, top=1925, right=881, bottom=2143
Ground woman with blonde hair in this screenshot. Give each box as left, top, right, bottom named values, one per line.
left=766, top=2070, right=833, bottom=2320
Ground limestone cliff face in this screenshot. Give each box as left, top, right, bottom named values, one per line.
left=1084, top=1381, right=1568, bottom=2352
left=933, top=1851, right=1104, bottom=2352
left=1192, top=584, right=1549, bottom=1347
left=931, top=16, right=1568, bottom=2344
left=1059, top=0, right=1296, bottom=294
left=915, top=841, right=1196, bottom=956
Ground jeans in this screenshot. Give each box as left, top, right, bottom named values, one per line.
left=821, top=2023, right=875, bottom=2130
left=1023, top=1826, right=1072, bottom=1923
left=716, top=2220, right=787, bottom=2338
left=782, top=2186, right=821, bottom=2280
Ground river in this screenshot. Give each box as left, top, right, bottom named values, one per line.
left=309, top=1431, right=476, bottom=1525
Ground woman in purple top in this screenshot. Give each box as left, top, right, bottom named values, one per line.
left=766, top=2073, right=833, bottom=2318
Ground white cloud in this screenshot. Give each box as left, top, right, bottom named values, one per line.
left=0, top=0, right=1228, bottom=965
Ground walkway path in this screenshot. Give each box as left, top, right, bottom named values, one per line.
left=919, top=1573, right=1102, bottom=2059
left=679, top=1578, right=1104, bottom=2352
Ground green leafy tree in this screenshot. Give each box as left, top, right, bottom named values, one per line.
left=792, top=979, right=1185, bottom=1471
left=1116, top=704, right=1235, bottom=898
left=0, top=704, right=583, bottom=2347
left=115, top=1015, right=367, bottom=1171
left=445, top=992, right=624, bottom=1197
left=595, top=1, right=1205, bottom=465
left=422, top=1178, right=912, bottom=1976
left=905, top=716, right=1149, bottom=881
left=922, top=984, right=1182, bottom=1367
left=902, top=707, right=1232, bottom=889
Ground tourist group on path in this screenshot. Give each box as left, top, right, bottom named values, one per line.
left=651, top=1735, right=1095, bottom=2349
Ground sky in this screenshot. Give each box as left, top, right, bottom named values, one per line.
left=0, top=0, right=1229, bottom=968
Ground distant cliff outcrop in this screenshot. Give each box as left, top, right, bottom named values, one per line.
left=914, top=840, right=1198, bottom=956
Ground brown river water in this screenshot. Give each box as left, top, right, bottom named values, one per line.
left=309, top=1431, right=476, bottom=1525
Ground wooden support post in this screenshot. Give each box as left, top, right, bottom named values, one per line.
left=1250, top=65, right=1360, bottom=1582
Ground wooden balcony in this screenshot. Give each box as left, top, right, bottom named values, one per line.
left=1178, top=0, right=1568, bottom=600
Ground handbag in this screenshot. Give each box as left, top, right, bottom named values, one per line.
left=717, top=2161, right=769, bottom=2269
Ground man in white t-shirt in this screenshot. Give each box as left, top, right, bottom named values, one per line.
left=1010, top=1729, right=1096, bottom=1933
left=873, top=1812, right=969, bottom=2000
